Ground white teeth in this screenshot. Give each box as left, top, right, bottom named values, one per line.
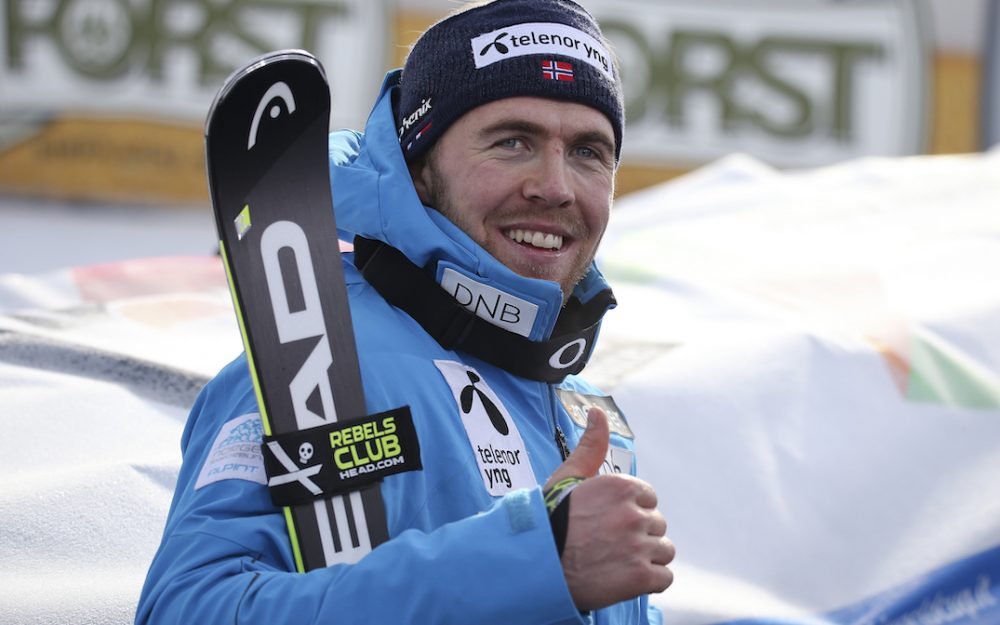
left=506, top=229, right=563, bottom=250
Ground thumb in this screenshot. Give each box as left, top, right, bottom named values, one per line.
left=545, top=408, right=610, bottom=488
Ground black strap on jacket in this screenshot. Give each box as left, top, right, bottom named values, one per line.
left=353, top=237, right=616, bottom=383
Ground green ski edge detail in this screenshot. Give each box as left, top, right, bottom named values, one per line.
left=220, top=241, right=308, bottom=573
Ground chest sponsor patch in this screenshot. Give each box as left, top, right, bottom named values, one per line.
left=601, top=445, right=635, bottom=476
left=556, top=389, right=634, bottom=439
left=439, top=267, right=539, bottom=338
left=195, top=412, right=267, bottom=490
left=435, top=360, right=536, bottom=496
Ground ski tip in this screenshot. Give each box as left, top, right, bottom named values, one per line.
left=205, top=50, right=327, bottom=136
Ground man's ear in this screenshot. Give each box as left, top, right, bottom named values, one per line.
left=408, top=157, right=433, bottom=206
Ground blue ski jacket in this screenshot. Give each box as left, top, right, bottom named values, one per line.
left=136, top=71, right=662, bottom=625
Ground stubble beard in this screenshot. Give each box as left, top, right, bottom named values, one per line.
left=423, top=158, right=596, bottom=303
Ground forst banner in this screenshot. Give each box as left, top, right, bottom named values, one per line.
left=588, top=0, right=929, bottom=168
left=984, top=0, right=1000, bottom=149
left=0, top=0, right=953, bottom=203
left=0, top=0, right=389, bottom=203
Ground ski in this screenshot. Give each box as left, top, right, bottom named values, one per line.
left=205, top=50, right=389, bottom=571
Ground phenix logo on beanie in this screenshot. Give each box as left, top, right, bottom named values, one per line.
left=395, top=0, right=624, bottom=163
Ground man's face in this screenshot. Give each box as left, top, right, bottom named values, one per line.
left=410, top=96, right=616, bottom=302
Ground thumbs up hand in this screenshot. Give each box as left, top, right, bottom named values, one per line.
left=544, top=408, right=675, bottom=611
left=546, top=404, right=612, bottom=485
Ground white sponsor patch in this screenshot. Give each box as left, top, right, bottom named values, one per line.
left=434, top=360, right=536, bottom=496
left=440, top=268, right=539, bottom=338
left=471, top=22, right=613, bottom=79
left=601, top=445, right=635, bottom=476
left=195, top=412, right=267, bottom=490
left=557, top=389, right=634, bottom=439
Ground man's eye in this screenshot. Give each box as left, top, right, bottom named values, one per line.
left=496, top=137, right=523, bottom=149
left=575, top=145, right=608, bottom=163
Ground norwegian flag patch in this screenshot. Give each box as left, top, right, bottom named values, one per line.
left=541, top=60, right=574, bottom=82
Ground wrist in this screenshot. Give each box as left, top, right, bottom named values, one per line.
left=543, top=476, right=584, bottom=556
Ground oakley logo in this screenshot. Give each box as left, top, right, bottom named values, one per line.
left=549, top=338, right=587, bottom=370
left=460, top=371, right=509, bottom=436
left=479, top=32, right=510, bottom=56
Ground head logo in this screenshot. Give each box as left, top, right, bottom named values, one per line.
left=248, top=81, right=296, bottom=150
left=459, top=371, right=509, bottom=435
left=479, top=32, right=510, bottom=56
left=260, top=220, right=337, bottom=429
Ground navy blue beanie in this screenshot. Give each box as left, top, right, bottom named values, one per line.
left=396, top=0, right=624, bottom=163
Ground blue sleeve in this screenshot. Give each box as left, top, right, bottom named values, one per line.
left=646, top=598, right=663, bottom=625
left=136, top=362, right=586, bottom=625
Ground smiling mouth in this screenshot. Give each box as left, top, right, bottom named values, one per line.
left=505, top=229, right=564, bottom=251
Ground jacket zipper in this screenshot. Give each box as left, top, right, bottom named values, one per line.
left=548, top=384, right=571, bottom=461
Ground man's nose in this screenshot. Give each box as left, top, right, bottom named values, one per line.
left=522, top=149, right=575, bottom=208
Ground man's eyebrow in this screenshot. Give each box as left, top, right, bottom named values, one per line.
left=477, top=119, right=615, bottom=153
left=477, top=119, right=547, bottom=140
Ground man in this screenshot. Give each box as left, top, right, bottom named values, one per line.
left=137, top=0, right=674, bottom=622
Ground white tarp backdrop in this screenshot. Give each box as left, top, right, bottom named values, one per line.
left=1, top=150, right=999, bottom=624
left=592, top=149, right=1000, bottom=624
